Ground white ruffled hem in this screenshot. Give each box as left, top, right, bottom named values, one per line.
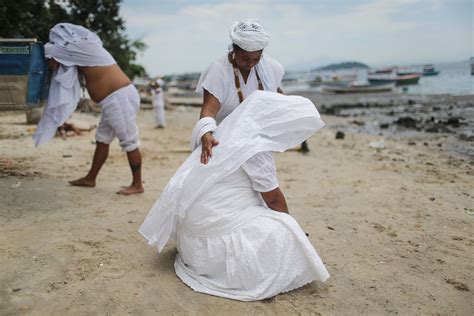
left=174, top=211, right=329, bottom=301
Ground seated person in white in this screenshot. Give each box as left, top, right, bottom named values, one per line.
left=139, top=91, right=329, bottom=301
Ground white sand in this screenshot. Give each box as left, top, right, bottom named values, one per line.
left=0, top=106, right=472, bottom=314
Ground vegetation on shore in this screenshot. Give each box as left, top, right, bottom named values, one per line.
left=0, top=0, right=147, bottom=79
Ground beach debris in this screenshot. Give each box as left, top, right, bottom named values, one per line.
left=463, top=208, right=474, bottom=216
left=388, top=231, right=398, bottom=237
left=425, top=124, right=451, bottom=133
left=380, top=123, right=389, bottom=129
left=429, top=197, right=436, bottom=201
left=335, top=131, right=345, bottom=140
left=327, top=226, right=335, bottom=230
left=369, top=139, right=385, bottom=149
left=408, top=141, right=416, bottom=146
left=395, top=117, right=418, bottom=129
left=351, top=120, right=365, bottom=126
left=373, top=223, right=386, bottom=232
left=9, top=182, right=21, bottom=189
left=445, top=117, right=462, bottom=127
left=445, top=279, right=470, bottom=291
left=62, top=154, right=72, bottom=158
left=12, top=288, right=22, bottom=292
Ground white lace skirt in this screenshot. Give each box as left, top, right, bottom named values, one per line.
left=175, top=207, right=330, bottom=301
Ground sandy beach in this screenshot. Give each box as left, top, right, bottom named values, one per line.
left=1, top=101, right=473, bottom=314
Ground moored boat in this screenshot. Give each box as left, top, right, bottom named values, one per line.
left=422, top=64, right=439, bottom=76
left=322, top=81, right=395, bottom=93
left=395, top=73, right=421, bottom=86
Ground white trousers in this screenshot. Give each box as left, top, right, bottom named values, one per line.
left=96, top=84, right=141, bottom=152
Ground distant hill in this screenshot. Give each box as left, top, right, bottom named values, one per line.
left=314, top=61, right=369, bottom=71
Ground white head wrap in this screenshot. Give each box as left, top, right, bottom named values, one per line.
left=34, top=23, right=116, bottom=147
left=229, top=20, right=270, bottom=52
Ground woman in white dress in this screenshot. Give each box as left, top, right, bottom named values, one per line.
left=150, top=79, right=166, bottom=128
left=139, top=91, right=330, bottom=301
left=193, top=19, right=285, bottom=163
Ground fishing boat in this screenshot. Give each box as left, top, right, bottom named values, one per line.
left=368, top=73, right=420, bottom=86
left=321, top=81, right=395, bottom=93
left=395, top=73, right=421, bottom=85
left=422, top=64, right=439, bottom=76
left=369, top=67, right=394, bottom=75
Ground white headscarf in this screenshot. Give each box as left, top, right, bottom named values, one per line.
left=229, top=20, right=270, bottom=52
left=33, top=23, right=116, bottom=147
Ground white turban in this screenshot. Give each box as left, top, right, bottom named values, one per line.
left=229, top=20, right=270, bottom=52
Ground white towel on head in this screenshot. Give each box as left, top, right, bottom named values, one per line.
left=229, top=20, right=269, bottom=52
left=33, top=23, right=116, bottom=147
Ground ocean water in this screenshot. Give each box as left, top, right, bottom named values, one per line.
left=283, top=61, right=474, bottom=96
left=402, top=61, right=473, bottom=95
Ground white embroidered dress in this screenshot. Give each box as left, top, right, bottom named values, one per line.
left=139, top=91, right=329, bottom=301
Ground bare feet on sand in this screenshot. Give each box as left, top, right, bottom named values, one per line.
left=69, top=177, right=96, bottom=187
left=117, top=185, right=144, bottom=195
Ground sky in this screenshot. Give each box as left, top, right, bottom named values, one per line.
left=121, top=0, right=473, bottom=76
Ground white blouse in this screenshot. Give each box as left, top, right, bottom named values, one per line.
left=196, top=54, right=285, bottom=124
left=242, top=151, right=278, bottom=192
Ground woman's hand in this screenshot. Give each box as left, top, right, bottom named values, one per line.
left=201, top=132, right=219, bottom=164
left=199, top=89, right=221, bottom=164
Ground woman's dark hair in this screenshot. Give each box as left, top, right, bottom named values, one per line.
left=232, top=43, right=263, bottom=53
left=232, top=44, right=243, bottom=51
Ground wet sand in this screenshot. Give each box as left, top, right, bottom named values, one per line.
left=0, top=104, right=473, bottom=314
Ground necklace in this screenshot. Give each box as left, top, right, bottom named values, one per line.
left=228, top=53, right=264, bottom=103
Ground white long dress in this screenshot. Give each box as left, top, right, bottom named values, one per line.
left=175, top=152, right=329, bottom=301
left=151, top=88, right=166, bottom=127
left=139, top=91, right=329, bottom=301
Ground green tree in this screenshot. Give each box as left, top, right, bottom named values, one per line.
left=0, top=0, right=147, bottom=79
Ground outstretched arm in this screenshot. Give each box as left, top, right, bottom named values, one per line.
left=199, top=89, right=221, bottom=164
left=261, top=187, right=288, bottom=213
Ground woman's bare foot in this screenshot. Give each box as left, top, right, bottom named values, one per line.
left=117, top=184, right=144, bottom=195
left=69, top=177, right=96, bottom=187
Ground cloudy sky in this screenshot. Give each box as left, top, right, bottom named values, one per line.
left=121, top=0, right=472, bottom=76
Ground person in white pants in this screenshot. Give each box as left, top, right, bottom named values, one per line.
left=151, top=79, right=166, bottom=128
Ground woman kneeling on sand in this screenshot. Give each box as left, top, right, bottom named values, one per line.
left=140, top=91, right=329, bottom=301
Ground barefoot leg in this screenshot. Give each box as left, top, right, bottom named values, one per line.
left=117, top=148, right=144, bottom=195
left=70, top=142, right=109, bottom=187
